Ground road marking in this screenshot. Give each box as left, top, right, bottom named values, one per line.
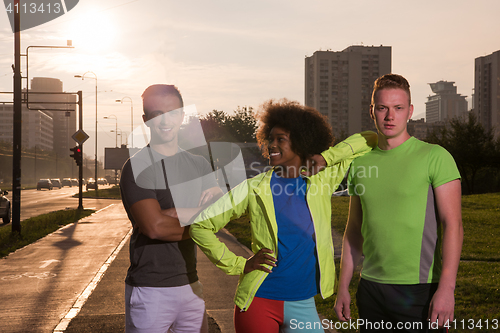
left=40, top=259, right=60, bottom=269
left=1, top=272, right=57, bottom=280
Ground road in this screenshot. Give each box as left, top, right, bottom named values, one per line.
left=1, top=185, right=118, bottom=227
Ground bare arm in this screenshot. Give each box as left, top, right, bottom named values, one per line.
left=428, top=179, right=463, bottom=327
left=130, top=198, right=189, bottom=241
left=334, top=195, right=364, bottom=321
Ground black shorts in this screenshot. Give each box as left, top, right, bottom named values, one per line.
left=356, top=278, right=441, bottom=333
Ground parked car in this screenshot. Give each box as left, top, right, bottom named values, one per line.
left=62, top=178, right=72, bottom=187
left=0, top=189, right=10, bottom=224
left=97, top=178, right=108, bottom=185
left=37, top=179, right=53, bottom=190
left=50, top=178, right=62, bottom=189
left=71, top=179, right=79, bottom=186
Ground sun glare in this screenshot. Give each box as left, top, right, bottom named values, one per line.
left=66, top=10, right=118, bottom=53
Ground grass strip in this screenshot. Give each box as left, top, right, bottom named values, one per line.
left=75, top=185, right=122, bottom=199
left=0, top=209, right=94, bottom=258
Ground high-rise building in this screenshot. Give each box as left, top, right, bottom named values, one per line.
left=0, top=103, right=53, bottom=151
left=305, top=45, right=391, bottom=136
left=474, top=50, right=500, bottom=138
left=30, top=77, right=77, bottom=155
left=0, top=77, right=76, bottom=153
left=425, top=81, right=468, bottom=123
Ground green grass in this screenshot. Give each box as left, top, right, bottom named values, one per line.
left=76, top=185, right=122, bottom=199
left=461, top=192, right=500, bottom=261
left=226, top=215, right=252, bottom=249
left=455, top=261, right=500, bottom=331
left=225, top=192, right=500, bottom=332
left=0, top=209, right=94, bottom=258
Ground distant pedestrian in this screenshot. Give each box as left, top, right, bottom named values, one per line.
left=190, top=99, right=377, bottom=333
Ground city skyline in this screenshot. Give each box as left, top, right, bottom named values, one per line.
left=0, top=0, right=499, bottom=158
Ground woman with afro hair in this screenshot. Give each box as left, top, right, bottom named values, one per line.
left=190, top=99, right=377, bottom=333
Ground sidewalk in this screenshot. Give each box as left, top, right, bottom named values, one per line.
left=63, top=222, right=248, bottom=332
left=0, top=202, right=130, bottom=333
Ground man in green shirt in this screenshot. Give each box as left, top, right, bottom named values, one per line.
left=334, top=74, right=463, bottom=332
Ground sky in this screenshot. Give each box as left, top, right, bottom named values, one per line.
left=0, top=0, right=499, bottom=159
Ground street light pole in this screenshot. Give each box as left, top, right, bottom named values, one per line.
left=103, top=115, right=118, bottom=147
left=75, top=72, right=98, bottom=191
left=111, top=128, right=123, bottom=146
left=12, top=0, right=22, bottom=233
left=116, top=97, right=133, bottom=147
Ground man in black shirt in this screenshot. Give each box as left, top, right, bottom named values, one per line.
left=120, top=84, right=222, bottom=333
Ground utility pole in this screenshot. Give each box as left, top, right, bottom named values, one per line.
left=78, top=91, right=83, bottom=210
left=12, top=0, right=22, bottom=234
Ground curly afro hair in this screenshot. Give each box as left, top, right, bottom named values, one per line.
left=256, top=99, right=335, bottom=163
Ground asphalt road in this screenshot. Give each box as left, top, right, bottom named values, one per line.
left=1, top=185, right=115, bottom=227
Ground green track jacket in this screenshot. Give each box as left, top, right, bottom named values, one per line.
left=190, top=131, right=377, bottom=311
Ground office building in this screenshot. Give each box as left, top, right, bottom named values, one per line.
left=425, top=81, right=468, bottom=123
left=0, top=77, right=76, bottom=153
left=474, top=50, right=500, bottom=138
left=407, top=118, right=428, bottom=140
left=0, top=102, right=53, bottom=151
left=305, top=45, right=391, bottom=136
left=29, top=77, right=77, bottom=155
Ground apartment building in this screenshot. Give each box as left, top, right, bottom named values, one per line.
left=474, top=50, right=500, bottom=138
left=305, top=45, right=391, bottom=136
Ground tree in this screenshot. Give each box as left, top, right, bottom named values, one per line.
left=426, top=112, right=497, bottom=194
left=200, top=106, right=257, bottom=143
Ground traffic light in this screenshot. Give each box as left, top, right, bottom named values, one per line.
left=70, top=146, right=82, bottom=166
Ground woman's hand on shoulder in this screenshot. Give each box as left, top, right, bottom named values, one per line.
left=301, top=154, right=327, bottom=177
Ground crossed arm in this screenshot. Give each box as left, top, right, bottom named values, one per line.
left=129, top=186, right=223, bottom=242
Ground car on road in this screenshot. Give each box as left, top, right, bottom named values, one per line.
left=37, top=179, right=53, bottom=191
left=50, top=178, right=62, bottom=189
left=0, top=189, right=10, bottom=224
left=71, top=179, right=79, bottom=186
left=86, top=180, right=97, bottom=191
left=62, top=178, right=72, bottom=187
left=97, top=178, right=108, bottom=185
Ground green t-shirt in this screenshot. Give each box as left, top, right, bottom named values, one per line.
left=348, top=137, right=460, bottom=284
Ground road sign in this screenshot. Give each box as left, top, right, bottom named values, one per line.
left=72, top=129, right=89, bottom=145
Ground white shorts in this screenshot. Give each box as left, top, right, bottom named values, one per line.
left=125, top=281, right=208, bottom=333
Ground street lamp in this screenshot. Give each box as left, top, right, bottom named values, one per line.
left=103, top=114, right=118, bottom=147
left=111, top=128, right=124, bottom=146
left=75, top=71, right=98, bottom=192
left=116, top=97, right=133, bottom=147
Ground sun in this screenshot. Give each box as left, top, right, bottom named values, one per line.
left=66, top=10, right=118, bottom=53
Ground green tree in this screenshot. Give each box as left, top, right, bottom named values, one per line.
left=200, top=106, right=257, bottom=143
left=426, top=112, right=497, bottom=194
